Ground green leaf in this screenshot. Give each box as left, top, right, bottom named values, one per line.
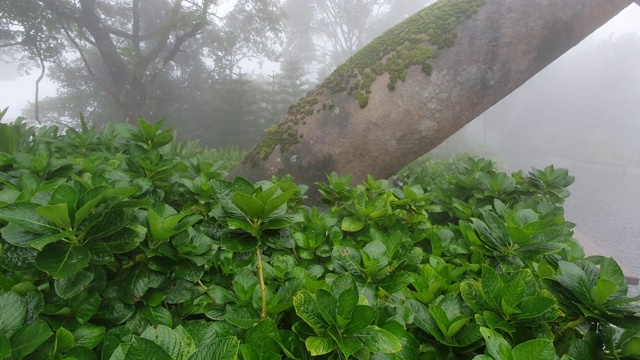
left=152, top=131, right=174, bottom=149
left=9, top=319, right=52, bottom=358
left=336, top=288, right=359, bottom=323
left=293, top=291, right=327, bottom=332
left=316, top=290, right=338, bottom=327
left=1, top=224, right=72, bottom=250
left=590, top=279, right=618, bottom=305
left=86, top=242, right=115, bottom=265
left=74, top=187, right=108, bottom=228
left=72, top=290, right=101, bottom=324
left=95, top=297, right=134, bottom=324
left=232, top=268, right=259, bottom=302
left=305, top=336, right=336, bottom=356
left=333, top=331, right=361, bottom=358
left=353, top=326, right=402, bottom=353
left=479, top=327, right=513, bottom=360
left=385, top=321, right=420, bottom=359
left=224, top=305, right=260, bottom=329
left=506, top=226, right=531, bottom=245
left=189, top=336, right=240, bottom=360
left=0, top=203, right=59, bottom=234
left=239, top=344, right=261, bottom=360
left=621, top=333, right=640, bottom=356
left=244, top=319, right=281, bottom=358
left=55, top=270, right=94, bottom=299
left=140, top=325, right=182, bottom=359
left=148, top=207, right=189, bottom=242
left=481, top=265, right=503, bottom=312
left=343, top=305, right=377, bottom=335
left=0, top=334, right=9, bottom=358
left=1, top=224, right=40, bottom=247
left=36, top=203, right=71, bottom=230
left=500, top=277, right=525, bottom=309
left=141, top=306, right=173, bottom=327
left=517, top=296, right=556, bottom=319
left=515, top=209, right=538, bottom=227
left=263, top=190, right=295, bottom=217
left=54, top=327, right=75, bottom=355
left=85, top=208, right=136, bottom=241
left=137, top=118, right=161, bottom=141
left=72, top=323, right=105, bottom=349
left=512, top=339, right=555, bottom=360
left=125, top=336, right=173, bottom=360
left=0, top=291, right=27, bottom=338
left=35, top=243, right=91, bottom=278
left=119, top=264, right=153, bottom=304
left=173, top=325, right=196, bottom=359
left=567, top=332, right=602, bottom=359
left=0, top=244, right=38, bottom=271
left=50, top=184, right=78, bottom=211
left=231, top=192, right=264, bottom=219
left=599, top=257, right=626, bottom=287
left=341, top=216, right=365, bottom=232
left=556, top=261, right=592, bottom=304
left=226, top=218, right=258, bottom=236
left=272, top=330, right=310, bottom=360
left=102, top=225, right=147, bottom=253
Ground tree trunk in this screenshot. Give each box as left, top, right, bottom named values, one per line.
left=232, top=0, right=633, bottom=202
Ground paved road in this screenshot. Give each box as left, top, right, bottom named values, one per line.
left=562, top=166, right=640, bottom=292
left=504, top=158, right=640, bottom=293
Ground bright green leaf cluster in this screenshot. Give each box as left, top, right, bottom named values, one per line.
left=1, top=119, right=639, bottom=359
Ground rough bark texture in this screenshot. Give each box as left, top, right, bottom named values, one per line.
left=233, top=0, right=634, bottom=202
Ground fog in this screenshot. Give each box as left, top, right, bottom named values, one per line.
left=1, top=1, right=640, bottom=276
left=433, top=4, right=640, bottom=278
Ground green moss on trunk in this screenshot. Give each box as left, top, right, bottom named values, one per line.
left=243, top=0, right=486, bottom=165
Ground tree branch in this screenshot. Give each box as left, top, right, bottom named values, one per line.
left=140, top=0, right=184, bottom=68
left=60, top=20, right=116, bottom=100
left=77, top=0, right=129, bottom=91
left=132, top=0, right=141, bottom=59
left=34, top=48, right=46, bottom=125
left=145, top=0, right=212, bottom=84
left=0, top=41, right=27, bottom=48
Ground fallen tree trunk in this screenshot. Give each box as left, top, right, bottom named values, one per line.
left=232, top=0, right=633, bottom=202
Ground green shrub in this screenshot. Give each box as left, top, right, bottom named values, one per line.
left=0, top=119, right=639, bottom=359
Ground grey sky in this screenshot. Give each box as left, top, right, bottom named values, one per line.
left=0, top=3, right=639, bottom=123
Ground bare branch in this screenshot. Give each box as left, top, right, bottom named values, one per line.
left=140, top=0, right=184, bottom=68
left=132, top=0, right=141, bottom=58
left=145, top=0, right=212, bottom=83
left=0, top=41, right=27, bottom=48
left=34, top=47, right=46, bottom=125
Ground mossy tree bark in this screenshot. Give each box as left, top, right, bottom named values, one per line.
left=232, top=0, right=635, bottom=202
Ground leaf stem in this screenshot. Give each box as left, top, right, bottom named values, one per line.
left=256, top=244, right=267, bottom=319
left=197, top=280, right=217, bottom=304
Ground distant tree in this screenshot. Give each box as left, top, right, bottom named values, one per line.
left=272, top=57, right=312, bottom=117
left=0, top=1, right=65, bottom=123
left=281, top=0, right=436, bottom=77
left=1, top=0, right=284, bottom=124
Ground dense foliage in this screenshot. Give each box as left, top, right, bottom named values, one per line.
left=1, top=120, right=640, bottom=359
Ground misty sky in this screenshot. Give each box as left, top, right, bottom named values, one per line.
left=0, top=3, right=639, bottom=122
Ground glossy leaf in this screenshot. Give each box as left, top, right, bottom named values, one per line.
left=9, top=319, right=52, bottom=358
left=125, top=336, right=173, bottom=360
left=305, top=336, right=335, bottom=356
left=35, top=243, right=91, bottom=278
left=189, top=336, right=240, bottom=360
left=0, top=291, right=26, bottom=337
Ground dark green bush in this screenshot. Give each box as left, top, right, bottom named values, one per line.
left=0, top=119, right=639, bottom=359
